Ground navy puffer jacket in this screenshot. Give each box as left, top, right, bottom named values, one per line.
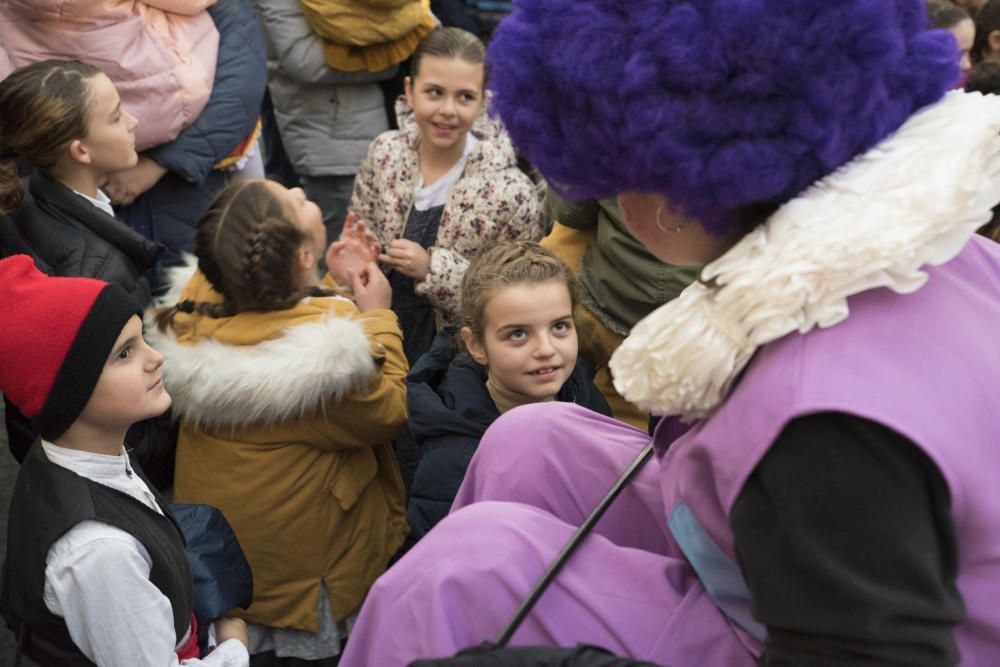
left=405, top=332, right=611, bottom=544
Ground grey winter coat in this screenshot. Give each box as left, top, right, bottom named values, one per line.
left=254, top=0, right=398, bottom=177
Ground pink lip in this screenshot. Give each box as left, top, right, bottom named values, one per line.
left=148, top=377, right=163, bottom=392
left=527, top=366, right=561, bottom=379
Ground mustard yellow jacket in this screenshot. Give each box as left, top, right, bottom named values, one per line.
left=146, top=267, right=408, bottom=631
left=299, top=0, right=434, bottom=72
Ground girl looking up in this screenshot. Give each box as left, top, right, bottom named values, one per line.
left=148, top=179, right=409, bottom=666
left=0, top=60, right=160, bottom=306
left=349, top=27, right=546, bottom=365
left=405, top=242, right=611, bottom=543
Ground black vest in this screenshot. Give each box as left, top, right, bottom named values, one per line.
left=0, top=441, right=193, bottom=665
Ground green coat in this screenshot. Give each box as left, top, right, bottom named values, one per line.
left=545, top=192, right=698, bottom=335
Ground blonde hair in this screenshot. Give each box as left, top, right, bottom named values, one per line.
left=460, top=241, right=578, bottom=342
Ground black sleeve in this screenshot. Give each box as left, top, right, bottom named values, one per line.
left=730, top=412, right=963, bottom=667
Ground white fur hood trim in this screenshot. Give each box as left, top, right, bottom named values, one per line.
left=145, top=269, right=378, bottom=429
left=610, top=91, right=1000, bottom=419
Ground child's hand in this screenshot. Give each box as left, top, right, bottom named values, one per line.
left=105, top=157, right=168, bottom=206
left=213, top=616, right=248, bottom=648
left=348, top=261, right=392, bottom=312
left=339, top=213, right=380, bottom=263
left=380, top=239, right=431, bottom=281
left=325, top=240, right=366, bottom=287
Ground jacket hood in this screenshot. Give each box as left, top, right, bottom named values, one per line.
left=393, top=94, right=519, bottom=175
left=406, top=333, right=494, bottom=446
left=406, top=332, right=612, bottom=446
left=145, top=260, right=379, bottom=429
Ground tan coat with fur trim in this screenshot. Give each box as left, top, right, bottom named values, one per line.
left=146, top=266, right=409, bottom=631
left=349, top=97, right=547, bottom=326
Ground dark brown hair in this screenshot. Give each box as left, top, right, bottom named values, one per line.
left=410, top=27, right=488, bottom=88
left=460, top=241, right=578, bottom=342
left=0, top=60, right=103, bottom=212
left=927, top=0, right=971, bottom=29
left=972, top=0, right=1000, bottom=63
left=156, top=180, right=332, bottom=331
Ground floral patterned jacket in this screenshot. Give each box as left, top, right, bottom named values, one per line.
left=349, top=96, right=547, bottom=324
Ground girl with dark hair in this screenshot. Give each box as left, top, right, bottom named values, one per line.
left=928, top=0, right=976, bottom=80
left=349, top=27, right=546, bottom=365
left=405, top=242, right=610, bottom=544
left=972, top=0, right=1000, bottom=63
left=340, top=0, right=1000, bottom=665
left=148, top=179, right=409, bottom=666
left=0, top=0, right=268, bottom=278
left=0, top=59, right=160, bottom=305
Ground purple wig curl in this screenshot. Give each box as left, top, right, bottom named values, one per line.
left=488, top=0, right=959, bottom=235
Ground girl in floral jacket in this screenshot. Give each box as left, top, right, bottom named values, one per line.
left=349, top=27, right=546, bottom=364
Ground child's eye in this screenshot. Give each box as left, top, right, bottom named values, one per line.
left=117, top=346, right=131, bottom=361
left=507, top=329, right=526, bottom=341
left=460, top=93, right=477, bottom=103
left=553, top=320, right=573, bottom=333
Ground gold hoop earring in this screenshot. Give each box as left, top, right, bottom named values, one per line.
left=656, top=205, right=686, bottom=234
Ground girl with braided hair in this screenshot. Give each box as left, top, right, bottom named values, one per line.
left=147, top=178, right=409, bottom=666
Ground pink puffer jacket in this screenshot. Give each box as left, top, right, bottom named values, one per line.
left=0, top=0, right=219, bottom=151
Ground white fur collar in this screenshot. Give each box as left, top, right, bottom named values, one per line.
left=610, top=91, right=1000, bottom=419
left=145, top=260, right=377, bottom=429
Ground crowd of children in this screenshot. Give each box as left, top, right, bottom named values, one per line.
left=1, top=0, right=1000, bottom=665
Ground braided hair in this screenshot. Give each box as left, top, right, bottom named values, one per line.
left=155, top=180, right=333, bottom=331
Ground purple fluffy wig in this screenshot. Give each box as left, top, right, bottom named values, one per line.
left=488, top=0, right=959, bottom=234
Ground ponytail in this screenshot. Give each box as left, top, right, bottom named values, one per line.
left=0, top=159, right=24, bottom=215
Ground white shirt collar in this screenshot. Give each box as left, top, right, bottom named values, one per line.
left=72, top=188, right=115, bottom=218
left=41, top=439, right=133, bottom=481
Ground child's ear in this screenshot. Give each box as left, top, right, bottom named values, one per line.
left=404, top=76, right=414, bottom=105
left=68, top=139, right=91, bottom=166
left=296, top=244, right=316, bottom=272
left=461, top=327, right=488, bottom=365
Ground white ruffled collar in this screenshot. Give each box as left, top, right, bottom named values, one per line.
left=609, top=91, right=1000, bottom=419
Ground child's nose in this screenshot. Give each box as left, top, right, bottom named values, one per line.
left=144, top=341, right=164, bottom=369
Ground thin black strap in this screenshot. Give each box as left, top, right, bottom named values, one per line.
left=494, top=440, right=657, bottom=646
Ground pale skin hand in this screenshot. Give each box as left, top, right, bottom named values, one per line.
left=326, top=213, right=381, bottom=286
left=348, top=261, right=393, bottom=311
left=105, top=157, right=168, bottom=206
left=380, top=238, right=431, bottom=281
left=213, top=616, right=248, bottom=648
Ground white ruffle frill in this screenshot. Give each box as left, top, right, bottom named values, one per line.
left=610, top=91, right=1000, bottom=419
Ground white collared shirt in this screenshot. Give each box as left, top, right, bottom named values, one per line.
left=414, top=134, right=478, bottom=211
left=71, top=188, right=116, bottom=218
left=39, top=440, right=249, bottom=667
